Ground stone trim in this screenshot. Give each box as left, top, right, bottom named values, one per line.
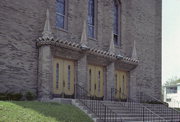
left=36, top=38, right=139, bottom=66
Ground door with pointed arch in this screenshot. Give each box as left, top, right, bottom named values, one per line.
left=53, top=58, right=75, bottom=98
left=88, top=65, right=104, bottom=99
left=114, top=70, right=128, bottom=100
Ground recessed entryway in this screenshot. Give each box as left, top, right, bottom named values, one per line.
left=114, top=70, right=128, bottom=100
left=53, top=58, right=75, bottom=98
left=88, top=65, right=104, bottom=99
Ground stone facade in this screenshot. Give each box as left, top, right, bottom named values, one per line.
left=0, top=0, right=162, bottom=100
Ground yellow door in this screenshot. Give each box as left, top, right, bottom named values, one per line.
left=95, top=66, right=104, bottom=98
left=64, top=60, right=75, bottom=96
left=53, top=58, right=63, bottom=94
left=88, top=65, right=96, bottom=96
left=121, top=71, right=127, bottom=99
left=53, top=58, right=75, bottom=96
left=115, top=70, right=128, bottom=100
left=115, top=71, right=121, bottom=99
left=88, top=65, right=104, bottom=98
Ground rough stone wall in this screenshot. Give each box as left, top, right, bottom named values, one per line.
left=154, top=0, right=162, bottom=99
left=127, top=0, right=162, bottom=99
left=0, top=0, right=47, bottom=94
left=0, top=0, right=162, bottom=99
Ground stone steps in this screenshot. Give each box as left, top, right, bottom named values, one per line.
left=142, top=103, right=180, bottom=121
left=72, top=99, right=180, bottom=122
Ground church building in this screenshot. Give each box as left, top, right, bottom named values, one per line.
left=0, top=0, right=162, bottom=101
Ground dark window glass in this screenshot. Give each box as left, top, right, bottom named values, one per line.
left=56, top=0, right=65, bottom=29
left=113, top=0, right=119, bottom=45
left=98, top=71, right=100, bottom=92
left=88, top=25, right=94, bottom=38
left=122, top=75, right=124, bottom=94
left=113, top=3, right=118, bottom=34
left=56, top=15, right=64, bottom=28
left=56, top=63, right=59, bottom=89
left=115, top=74, right=117, bottom=94
left=88, top=0, right=95, bottom=38
left=115, top=74, right=117, bottom=87
left=89, top=69, right=91, bottom=92
left=166, top=87, right=177, bottom=94
left=166, top=98, right=171, bottom=102
left=56, top=0, right=65, bottom=14
left=68, top=65, right=71, bottom=89
left=114, top=34, right=118, bottom=45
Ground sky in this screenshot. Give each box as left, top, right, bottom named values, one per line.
left=162, top=0, right=180, bottom=84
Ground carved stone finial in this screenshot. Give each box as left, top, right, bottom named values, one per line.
left=109, top=31, right=115, bottom=54
left=80, top=20, right=88, bottom=46
left=42, top=9, right=53, bottom=40
left=132, top=40, right=137, bottom=59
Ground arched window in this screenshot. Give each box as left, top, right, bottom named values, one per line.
left=56, top=0, right=67, bottom=29
left=88, top=0, right=95, bottom=38
left=113, top=0, right=120, bottom=45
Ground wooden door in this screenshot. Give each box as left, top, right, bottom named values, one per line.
left=115, top=70, right=127, bottom=100
left=64, top=60, right=75, bottom=96
left=53, top=58, right=63, bottom=95
left=88, top=65, right=104, bottom=98
left=95, top=66, right=104, bottom=98
left=88, top=65, right=96, bottom=96
left=53, top=58, right=75, bottom=96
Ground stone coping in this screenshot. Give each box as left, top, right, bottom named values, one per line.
left=37, top=37, right=139, bottom=65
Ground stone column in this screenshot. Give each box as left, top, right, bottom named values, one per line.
left=129, top=71, right=135, bottom=96
left=77, top=55, right=87, bottom=87
left=76, top=55, right=87, bottom=97
left=38, top=45, right=52, bottom=100
left=129, top=69, right=139, bottom=102
left=106, top=62, right=115, bottom=100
